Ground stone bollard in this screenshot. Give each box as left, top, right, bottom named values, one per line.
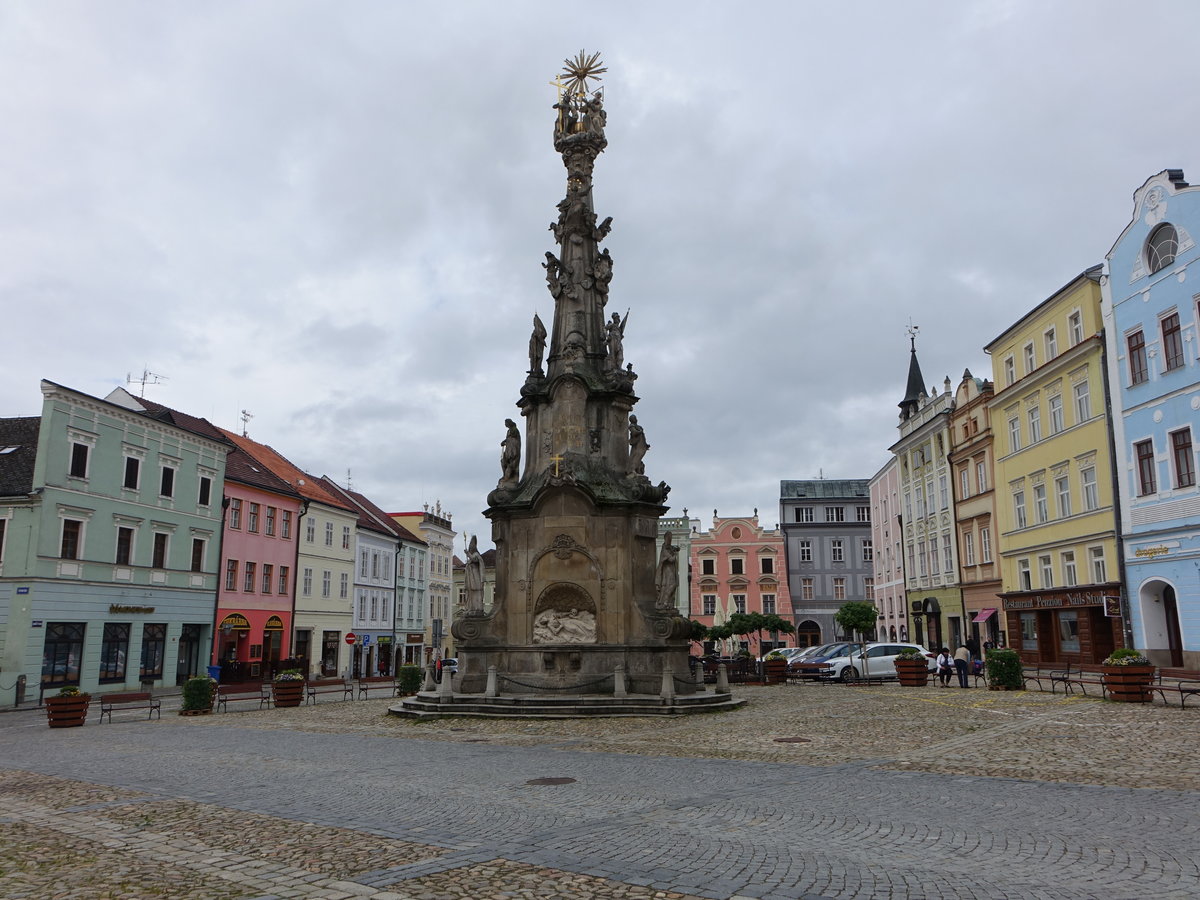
left=660, top=666, right=675, bottom=700
left=613, top=664, right=627, bottom=698
left=422, top=663, right=437, bottom=692
left=693, top=661, right=705, bottom=690
left=716, top=663, right=730, bottom=695
left=437, top=666, right=455, bottom=699
left=485, top=665, right=498, bottom=698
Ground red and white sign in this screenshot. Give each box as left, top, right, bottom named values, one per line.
left=344, top=632, right=357, bottom=645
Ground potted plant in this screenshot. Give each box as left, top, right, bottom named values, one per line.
left=179, top=675, right=216, bottom=716
left=46, top=686, right=91, bottom=728
left=984, top=648, right=1024, bottom=691
left=272, top=669, right=305, bottom=708
left=1101, top=648, right=1154, bottom=703
left=763, top=651, right=789, bottom=685
left=893, top=646, right=931, bottom=687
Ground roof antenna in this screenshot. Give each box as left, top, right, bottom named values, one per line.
left=126, top=369, right=168, bottom=398
left=346, top=468, right=353, bottom=491
left=240, top=409, right=254, bottom=437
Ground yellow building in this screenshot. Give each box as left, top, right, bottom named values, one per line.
left=985, top=267, right=1124, bottom=665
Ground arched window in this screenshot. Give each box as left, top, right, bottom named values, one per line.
left=1147, top=223, right=1179, bottom=274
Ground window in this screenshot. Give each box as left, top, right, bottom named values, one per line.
left=856, top=506, right=870, bottom=522
left=1034, top=483, right=1048, bottom=523
left=264, top=506, right=276, bottom=536
left=917, top=541, right=927, bottom=576
left=281, top=510, right=292, bottom=540
left=1018, top=559, right=1031, bottom=590
left=826, top=506, right=844, bottom=522
left=306, top=518, right=315, bottom=543
left=1044, top=327, right=1057, bottom=360
left=939, top=475, right=948, bottom=510
left=702, top=595, right=716, bottom=616
left=262, top=563, right=273, bottom=593
left=963, top=531, right=975, bottom=566
left=1020, top=613, right=1038, bottom=651
left=115, top=526, right=133, bottom=566
left=151, top=535, right=168, bottom=571
left=123, top=456, right=140, bottom=490
left=730, top=557, right=744, bottom=575
left=1062, top=551, right=1077, bottom=587
left=1028, top=406, right=1042, bottom=443
left=1068, top=310, right=1083, bottom=346
left=1048, top=394, right=1064, bottom=434
left=831, top=540, right=844, bottom=562
left=226, top=560, right=238, bottom=591
left=980, top=527, right=991, bottom=563
left=1081, top=465, right=1099, bottom=511
left=1073, top=380, right=1091, bottom=422
left=359, top=594, right=367, bottom=619
left=930, top=538, right=940, bottom=574
left=762, top=594, right=776, bottom=615
left=1147, top=222, right=1178, bottom=274
left=372, top=552, right=380, bottom=579
left=229, top=499, right=242, bottom=529
left=60, top=519, right=83, bottom=560
left=69, top=442, right=89, bottom=478
left=1055, top=475, right=1071, bottom=518
left=247, top=503, right=259, bottom=533
left=976, top=460, right=987, bottom=493
left=1004, top=356, right=1015, bottom=386
left=1172, top=428, right=1196, bottom=488
left=1058, top=611, right=1080, bottom=653
left=190, top=538, right=205, bottom=572
left=244, top=561, right=256, bottom=592
left=797, top=507, right=814, bottom=523
left=99, top=623, right=130, bottom=682
left=159, top=466, right=175, bottom=498
left=1162, top=312, right=1184, bottom=371
left=832, top=577, right=846, bottom=600
left=760, top=556, right=774, bottom=574
left=303, top=568, right=313, bottom=596
left=340, top=572, right=349, bottom=599
left=861, top=539, right=873, bottom=562
left=1023, top=342, right=1036, bottom=374
left=1039, top=555, right=1053, bottom=588
left=325, top=522, right=334, bottom=547
left=1090, top=546, right=1107, bottom=583
left=198, top=476, right=212, bottom=507
left=342, top=525, right=351, bottom=550
left=139, top=624, right=166, bottom=679
left=798, top=540, right=812, bottom=563
left=701, top=557, right=715, bottom=575
left=279, top=565, right=289, bottom=594
left=1013, top=491, right=1027, bottom=529
left=801, top=578, right=814, bottom=601
left=1008, top=417, right=1021, bottom=453
left=322, top=570, right=331, bottom=598
left=864, top=578, right=875, bottom=600
left=1135, top=440, right=1157, bottom=495
left=915, top=484, right=925, bottom=518
left=959, top=467, right=970, bottom=499
left=1127, top=330, right=1148, bottom=385
left=733, top=594, right=746, bottom=614
left=907, top=545, right=916, bottom=577
left=360, top=549, right=369, bottom=578
left=942, top=534, right=952, bottom=572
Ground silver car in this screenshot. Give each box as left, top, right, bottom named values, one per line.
left=825, top=642, right=935, bottom=682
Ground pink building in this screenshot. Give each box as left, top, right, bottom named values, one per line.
left=869, top=457, right=908, bottom=642
left=690, top=512, right=791, bottom=655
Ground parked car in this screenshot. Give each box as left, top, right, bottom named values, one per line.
left=434, top=657, right=459, bottom=682
left=786, top=642, right=857, bottom=678
left=824, top=642, right=936, bottom=682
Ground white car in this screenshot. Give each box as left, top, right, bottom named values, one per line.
left=824, top=642, right=935, bottom=682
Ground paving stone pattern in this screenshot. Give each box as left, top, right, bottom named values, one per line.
left=1, top=683, right=1198, bottom=899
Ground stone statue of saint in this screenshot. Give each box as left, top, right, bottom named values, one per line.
left=628, top=414, right=648, bottom=475
left=584, top=91, right=606, bottom=138
left=593, top=248, right=612, bottom=300
left=500, top=418, right=521, bottom=484
left=655, top=532, right=679, bottom=610
left=528, top=314, right=547, bottom=374
left=464, top=535, right=485, bottom=614
left=543, top=252, right=564, bottom=298
left=605, top=310, right=627, bottom=371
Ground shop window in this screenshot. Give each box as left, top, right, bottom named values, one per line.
left=42, top=622, right=85, bottom=686
left=1020, top=613, right=1037, bottom=651
left=99, top=623, right=130, bottom=683
left=139, top=624, right=166, bottom=679
left=1057, top=611, right=1080, bottom=654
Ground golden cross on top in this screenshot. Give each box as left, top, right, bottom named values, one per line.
left=549, top=75, right=566, bottom=101
left=549, top=454, right=565, bottom=476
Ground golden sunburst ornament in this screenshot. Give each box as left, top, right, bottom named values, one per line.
left=560, top=50, right=606, bottom=97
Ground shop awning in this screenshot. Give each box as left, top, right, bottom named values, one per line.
left=972, top=608, right=997, bottom=623
left=219, top=614, right=250, bottom=631
left=263, top=616, right=284, bottom=632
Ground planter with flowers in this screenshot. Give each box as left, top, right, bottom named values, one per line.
left=1101, top=649, right=1155, bottom=703
left=272, top=669, right=306, bottom=708
left=46, top=686, right=91, bottom=728
left=893, top=646, right=931, bottom=687
left=763, top=652, right=789, bottom=685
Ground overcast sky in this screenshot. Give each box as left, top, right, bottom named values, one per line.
left=4, top=1, right=1198, bottom=551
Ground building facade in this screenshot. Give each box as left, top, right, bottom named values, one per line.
left=391, top=503, right=455, bottom=661
left=869, top=458, right=907, bottom=642
left=780, top=482, right=873, bottom=646
left=0, top=382, right=228, bottom=704
left=1102, top=169, right=1200, bottom=668
left=987, top=268, right=1124, bottom=665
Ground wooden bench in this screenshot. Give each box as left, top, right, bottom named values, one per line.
left=1050, top=662, right=1109, bottom=698
left=306, top=678, right=353, bottom=705
left=356, top=675, right=400, bottom=699
left=99, top=691, right=161, bottom=723
left=1021, top=664, right=1053, bottom=691
left=216, top=683, right=272, bottom=712
left=1150, top=667, right=1200, bottom=708
left=788, top=662, right=834, bottom=684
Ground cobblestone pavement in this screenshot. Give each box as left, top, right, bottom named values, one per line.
left=2, top=682, right=1198, bottom=899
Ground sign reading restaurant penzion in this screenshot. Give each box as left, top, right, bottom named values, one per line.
left=1002, top=590, right=1110, bottom=610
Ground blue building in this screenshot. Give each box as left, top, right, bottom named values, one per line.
left=1102, top=169, right=1200, bottom=668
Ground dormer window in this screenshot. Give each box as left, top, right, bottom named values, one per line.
left=1147, top=223, right=1178, bottom=274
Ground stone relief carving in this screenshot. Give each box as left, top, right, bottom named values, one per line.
left=532, top=607, right=596, bottom=644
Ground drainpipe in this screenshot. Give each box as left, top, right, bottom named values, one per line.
left=1098, top=333, right=1134, bottom=650
left=208, top=496, right=231, bottom=672
left=292, top=499, right=309, bottom=674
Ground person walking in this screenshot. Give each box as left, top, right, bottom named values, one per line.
left=954, top=644, right=971, bottom=688
left=935, top=647, right=953, bottom=687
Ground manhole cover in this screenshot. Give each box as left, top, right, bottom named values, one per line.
left=525, top=777, right=576, bottom=785
left=773, top=737, right=812, bottom=743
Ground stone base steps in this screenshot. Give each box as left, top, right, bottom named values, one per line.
left=390, top=690, right=747, bottom=719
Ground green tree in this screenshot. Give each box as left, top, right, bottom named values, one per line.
left=727, top=612, right=796, bottom=661
left=686, top=619, right=709, bottom=655
left=834, top=601, right=879, bottom=642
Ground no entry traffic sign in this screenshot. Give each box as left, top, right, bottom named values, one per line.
left=344, top=632, right=357, bottom=645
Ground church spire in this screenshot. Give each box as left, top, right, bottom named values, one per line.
left=899, top=324, right=926, bottom=421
